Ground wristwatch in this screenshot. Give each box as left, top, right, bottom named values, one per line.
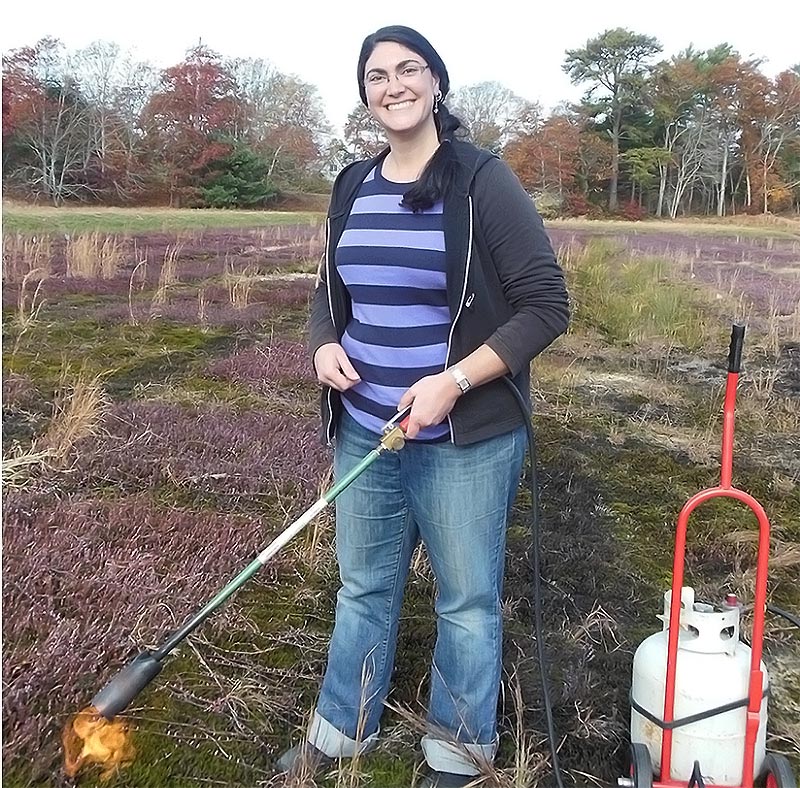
left=448, top=366, right=471, bottom=394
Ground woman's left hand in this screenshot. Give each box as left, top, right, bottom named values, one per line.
left=397, top=372, right=462, bottom=439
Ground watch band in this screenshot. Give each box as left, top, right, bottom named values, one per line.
left=448, top=366, right=471, bottom=394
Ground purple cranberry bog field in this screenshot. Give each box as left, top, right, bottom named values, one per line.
left=3, top=212, right=799, bottom=787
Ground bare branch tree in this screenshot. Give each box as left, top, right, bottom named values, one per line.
left=449, top=81, right=539, bottom=153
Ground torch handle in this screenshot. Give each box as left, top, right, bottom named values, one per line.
left=383, top=404, right=413, bottom=433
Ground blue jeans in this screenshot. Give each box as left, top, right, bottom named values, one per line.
left=308, top=411, right=526, bottom=775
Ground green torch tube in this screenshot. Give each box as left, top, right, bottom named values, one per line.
left=91, top=408, right=410, bottom=719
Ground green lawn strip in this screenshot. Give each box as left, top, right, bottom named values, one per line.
left=3, top=206, right=324, bottom=235
left=5, top=203, right=796, bottom=239
left=547, top=217, right=800, bottom=240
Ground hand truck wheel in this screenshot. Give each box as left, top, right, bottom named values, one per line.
left=763, top=753, right=797, bottom=788
left=629, top=743, right=654, bottom=788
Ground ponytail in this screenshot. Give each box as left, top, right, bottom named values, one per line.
left=401, top=102, right=465, bottom=213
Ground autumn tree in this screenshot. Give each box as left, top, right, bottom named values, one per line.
left=230, top=58, right=331, bottom=189
left=140, top=45, right=245, bottom=205
left=697, top=47, right=750, bottom=216
left=564, top=28, right=662, bottom=211
left=505, top=115, right=579, bottom=196
left=69, top=41, right=157, bottom=201
left=504, top=108, right=613, bottom=216
left=739, top=67, right=800, bottom=212
left=2, top=38, right=99, bottom=204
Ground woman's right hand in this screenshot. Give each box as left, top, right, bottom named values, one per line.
left=313, top=343, right=361, bottom=391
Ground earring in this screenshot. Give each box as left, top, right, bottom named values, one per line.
left=433, top=92, right=442, bottom=114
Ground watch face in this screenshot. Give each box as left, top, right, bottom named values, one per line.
left=451, top=369, right=470, bottom=391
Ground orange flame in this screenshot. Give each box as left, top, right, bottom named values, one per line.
left=62, top=706, right=135, bottom=781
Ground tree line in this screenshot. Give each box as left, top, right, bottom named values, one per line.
left=3, top=30, right=799, bottom=216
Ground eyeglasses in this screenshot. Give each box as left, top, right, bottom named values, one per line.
left=364, top=62, right=430, bottom=88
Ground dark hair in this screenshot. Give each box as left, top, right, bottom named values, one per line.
left=357, top=25, right=465, bottom=212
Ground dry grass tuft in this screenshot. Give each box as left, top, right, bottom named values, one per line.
left=3, top=233, right=52, bottom=282
left=126, top=259, right=147, bottom=325
left=14, top=268, right=47, bottom=329
left=3, top=367, right=109, bottom=486
left=150, top=243, right=182, bottom=307
left=66, top=233, right=125, bottom=279
left=224, top=256, right=259, bottom=309
left=35, top=367, right=110, bottom=465
left=2, top=449, right=57, bottom=488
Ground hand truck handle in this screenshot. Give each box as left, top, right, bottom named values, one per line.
left=728, top=324, right=746, bottom=373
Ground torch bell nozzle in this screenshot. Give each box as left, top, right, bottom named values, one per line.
left=91, top=651, right=163, bottom=720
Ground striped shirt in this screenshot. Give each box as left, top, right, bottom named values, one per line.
left=336, top=163, right=450, bottom=441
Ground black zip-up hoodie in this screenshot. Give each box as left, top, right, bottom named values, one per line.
left=308, top=140, right=570, bottom=446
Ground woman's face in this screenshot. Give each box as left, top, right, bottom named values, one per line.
left=363, top=41, right=440, bottom=138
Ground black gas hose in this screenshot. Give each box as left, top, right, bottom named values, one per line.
left=502, top=376, right=567, bottom=788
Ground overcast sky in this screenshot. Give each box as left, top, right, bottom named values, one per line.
left=3, top=0, right=798, bottom=134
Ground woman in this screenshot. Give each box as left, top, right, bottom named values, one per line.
left=278, top=25, right=569, bottom=787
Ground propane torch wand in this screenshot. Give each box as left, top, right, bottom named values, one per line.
left=91, top=406, right=412, bottom=720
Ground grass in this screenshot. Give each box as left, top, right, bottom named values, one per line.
left=65, top=233, right=125, bottom=278
left=549, top=214, right=800, bottom=239
left=2, top=204, right=324, bottom=234
left=562, top=239, right=720, bottom=349
left=35, top=366, right=110, bottom=464
left=5, top=202, right=798, bottom=239
left=3, top=319, right=238, bottom=398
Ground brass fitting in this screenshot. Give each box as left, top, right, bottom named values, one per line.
left=380, top=425, right=406, bottom=452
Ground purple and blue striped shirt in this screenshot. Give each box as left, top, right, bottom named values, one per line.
left=336, top=163, right=450, bottom=440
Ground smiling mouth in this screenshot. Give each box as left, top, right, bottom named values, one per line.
left=386, top=100, right=415, bottom=111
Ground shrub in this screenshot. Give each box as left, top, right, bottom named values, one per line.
left=206, top=338, right=315, bottom=394
left=619, top=200, right=646, bottom=221
left=565, top=193, right=596, bottom=217
left=1, top=492, right=285, bottom=774
left=201, top=147, right=279, bottom=209
left=73, top=401, right=329, bottom=502
left=565, top=240, right=713, bottom=348
left=531, top=190, right=565, bottom=219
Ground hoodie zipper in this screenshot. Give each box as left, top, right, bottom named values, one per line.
left=323, top=215, right=336, bottom=445
left=444, top=195, right=474, bottom=444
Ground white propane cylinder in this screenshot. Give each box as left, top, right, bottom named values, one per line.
left=630, top=587, right=768, bottom=785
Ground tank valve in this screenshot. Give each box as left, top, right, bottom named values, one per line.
left=723, top=592, right=743, bottom=614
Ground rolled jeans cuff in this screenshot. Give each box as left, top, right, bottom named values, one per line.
left=308, top=710, right=379, bottom=758
left=421, top=734, right=498, bottom=776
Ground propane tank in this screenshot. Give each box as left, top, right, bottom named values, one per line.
left=630, top=587, right=768, bottom=784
